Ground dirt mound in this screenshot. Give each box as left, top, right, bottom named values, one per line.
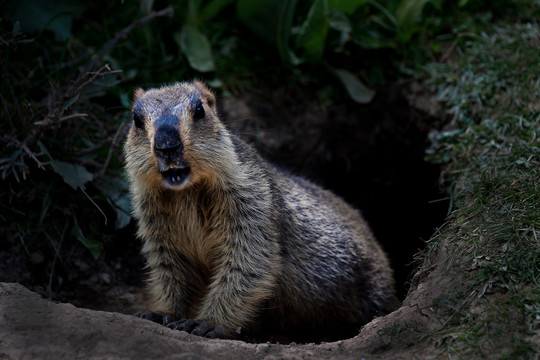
left=0, top=231, right=448, bottom=360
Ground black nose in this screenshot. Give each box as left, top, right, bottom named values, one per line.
left=154, top=124, right=182, bottom=158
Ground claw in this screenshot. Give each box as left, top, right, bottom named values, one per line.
left=170, top=318, right=196, bottom=332
left=183, top=319, right=197, bottom=332
left=191, top=321, right=209, bottom=336
left=138, top=311, right=173, bottom=326
left=167, top=318, right=225, bottom=339
left=205, top=326, right=224, bottom=339
left=162, top=313, right=174, bottom=325
left=167, top=318, right=187, bottom=330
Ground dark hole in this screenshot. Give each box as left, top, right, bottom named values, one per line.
left=215, top=82, right=449, bottom=343
left=224, top=83, right=449, bottom=302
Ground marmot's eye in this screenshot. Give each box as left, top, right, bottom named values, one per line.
left=194, top=100, right=205, bottom=121
left=133, top=110, right=145, bottom=129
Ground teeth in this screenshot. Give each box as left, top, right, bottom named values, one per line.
left=162, top=166, right=189, bottom=187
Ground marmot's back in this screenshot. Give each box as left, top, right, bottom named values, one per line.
left=124, top=81, right=397, bottom=339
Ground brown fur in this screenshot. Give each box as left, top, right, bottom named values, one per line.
left=124, top=81, right=397, bottom=338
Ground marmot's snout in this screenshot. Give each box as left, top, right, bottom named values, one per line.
left=154, top=114, right=181, bottom=154
left=153, top=115, right=191, bottom=189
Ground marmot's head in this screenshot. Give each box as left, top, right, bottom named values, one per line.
left=125, top=81, right=231, bottom=191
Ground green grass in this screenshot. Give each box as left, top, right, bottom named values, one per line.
left=419, top=16, right=540, bottom=359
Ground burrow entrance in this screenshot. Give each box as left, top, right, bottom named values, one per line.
left=222, top=82, right=449, bottom=302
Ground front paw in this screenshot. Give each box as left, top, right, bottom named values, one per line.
left=168, top=319, right=224, bottom=338
left=137, top=311, right=174, bottom=326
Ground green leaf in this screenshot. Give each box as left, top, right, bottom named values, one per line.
left=113, top=194, right=132, bottom=229
left=352, top=27, right=397, bottom=49
left=276, top=0, right=300, bottom=65
left=50, top=160, right=93, bottom=190
left=72, top=225, right=101, bottom=260
left=186, top=0, right=202, bottom=24
left=296, top=0, right=329, bottom=62
left=366, top=0, right=398, bottom=30
left=350, top=0, right=400, bottom=50
left=40, top=141, right=93, bottom=190
left=60, top=93, right=80, bottom=115
left=237, top=0, right=299, bottom=65
left=329, top=0, right=368, bottom=14
left=175, top=25, right=215, bottom=72
left=332, top=68, right=375, bottom=104
left=8, top=0, right=83, bottom=40
left=12, top=21, right=21, bottom=36
left=95, top=176, right=133, bottom=229
left=82, top=66, right=122, bottom=100
left=200, top=0, right=235, bottom=22
left=328, top=10, right=352, bottom=33
left=237, top=0, right=278, bottom=43
left=38, top=184, right=52, bottom=226
left=394, top=0, right=430, bottom=30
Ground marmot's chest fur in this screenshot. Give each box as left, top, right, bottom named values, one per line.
left=124, top=81, right=397, bottom=339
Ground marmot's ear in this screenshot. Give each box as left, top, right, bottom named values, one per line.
left=131, top=88, right=145, bottom=129
left=133, top=88, right=145, bottom=102
left=193, top=81, right=215, bottom=107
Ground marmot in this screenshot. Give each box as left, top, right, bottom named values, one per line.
left=124, top=81, right=397, bottom=340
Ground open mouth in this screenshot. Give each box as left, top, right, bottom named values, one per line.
left=161, top=166, right=191, bottom=188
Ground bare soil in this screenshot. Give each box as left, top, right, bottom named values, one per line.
left=0, top=246, right=445, bottom=360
